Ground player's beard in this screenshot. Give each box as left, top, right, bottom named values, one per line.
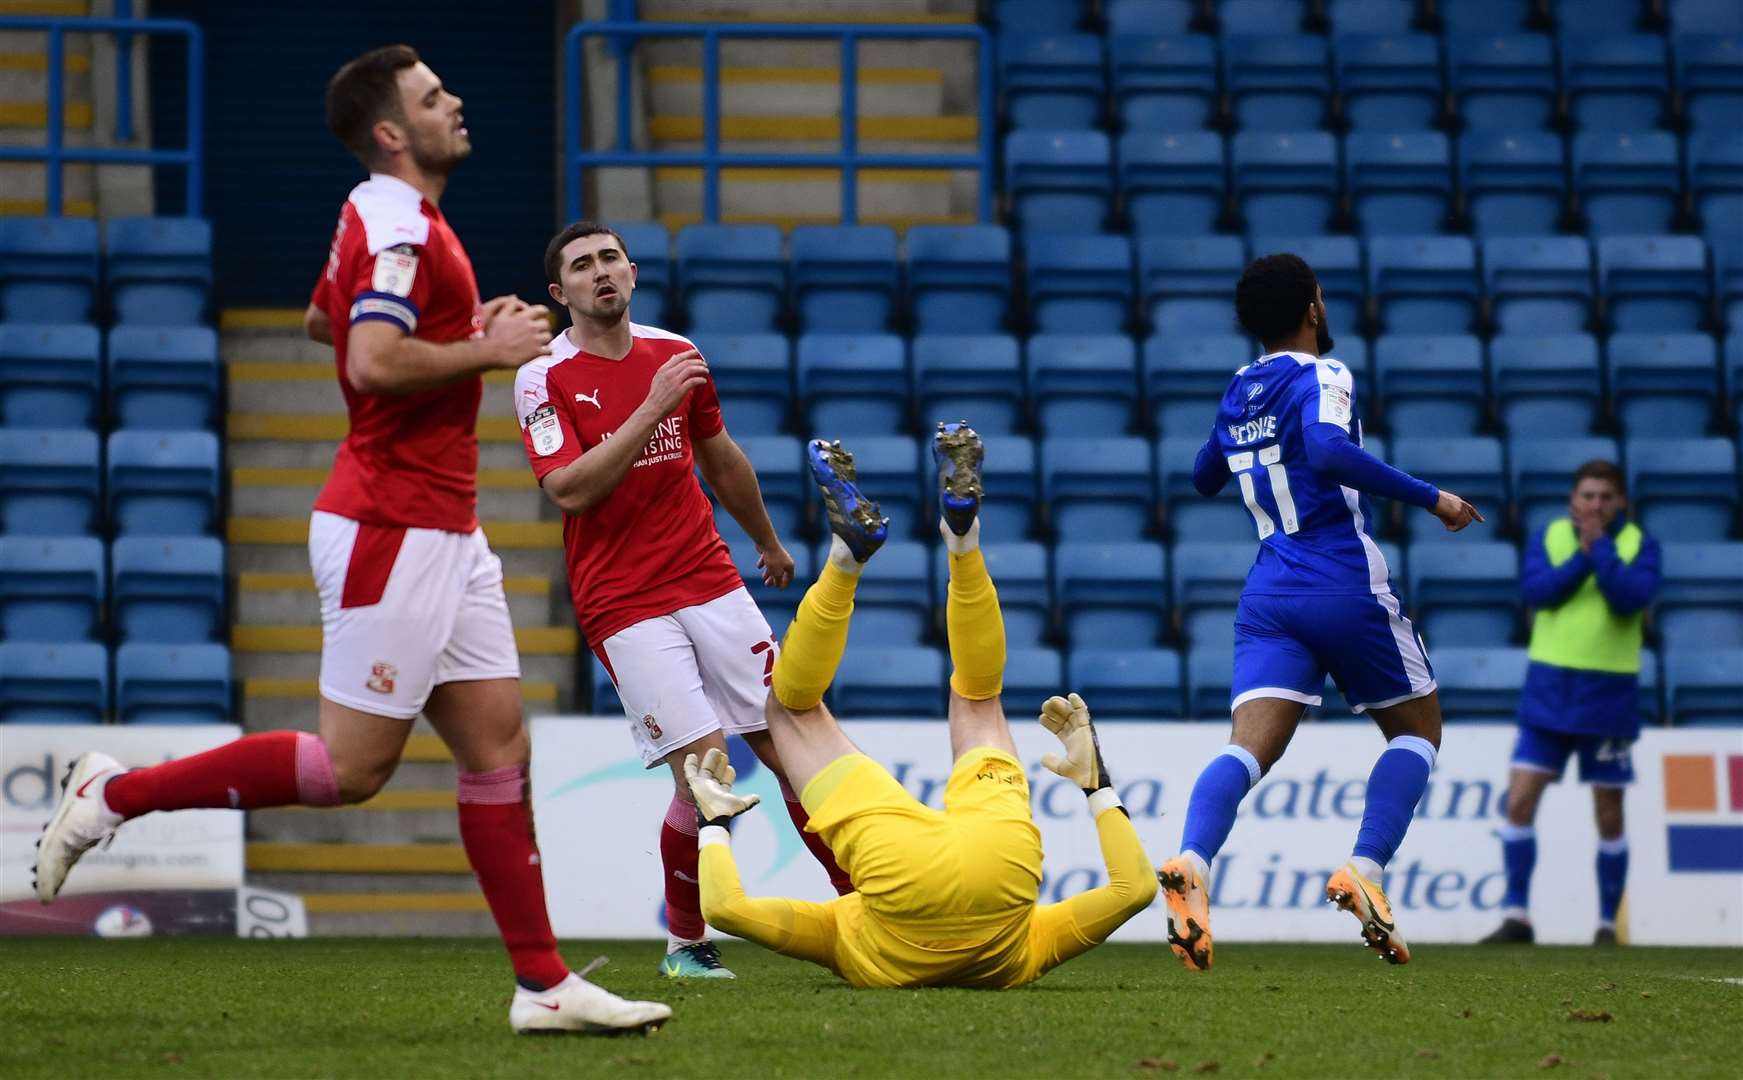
left=578, top=288, right=630, bottom=323
left=409, top=129, right=470, bottom=176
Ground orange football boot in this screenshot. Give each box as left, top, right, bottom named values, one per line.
left=1157, top=855, right=1213, bottom=972
left=1326, top=862, right=1410, bottom=964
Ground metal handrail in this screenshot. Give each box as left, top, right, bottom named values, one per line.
left=564, top=20, right=994, bottom=225
left=0, top=14, right=204, bottom=215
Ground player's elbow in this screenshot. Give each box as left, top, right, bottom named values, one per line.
left=347, top=352, right=390, bottom=395
left=302, top=305, right=331, bottom=345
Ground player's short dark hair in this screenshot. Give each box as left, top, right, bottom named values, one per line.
left=1573, top=459, right=1627, bottom=497
left=326, top=44, right=421, bottom=164
left=544, top=221, right=630, bottom=284
left=1235, top=253, right=1321, bottom=346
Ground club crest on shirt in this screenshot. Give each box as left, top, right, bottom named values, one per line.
left=641, top=713, right=663, bottom=739
left=366, top=662, right=398, bottom=695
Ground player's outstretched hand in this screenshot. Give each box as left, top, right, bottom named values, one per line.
left=758, top=541, right=796, bottom=589
left=1431, top=489, right=1485, bottom=532
left=482, top=300, right=552, bottom=369
left=684, top=747, right=761, bottom=828
left=641, top=349, right=710, bottom=418
left=1039, top=692, right=1113, bottom=795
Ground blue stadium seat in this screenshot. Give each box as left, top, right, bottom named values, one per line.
left=1120, top=132, right=1225, bottom=235
left=0, top=217, right=99, bottom=324
left=798, top=333, right=907, bottom=435
left=1187, top=644, right=1235, bottom=716
left=833, top=436, right=922, bottom=530
left=1608, top=332, right=1719, bottom=436
left=1689, top=132, right=1743, bottom=245
left=1025, top=234, right=1134, bottom=332
left=0, top=536, right=103, bottom=642
left=726, top=436, right=804, bottom=539
left=1598, top=236, right=1711, bottom=333
left=1719, top=243, right=1743, bottom=333
left=1560, top=34, right=1671, bottom=130
left=1001, top=34, right=1106, bottom=130
left=1067, top=647, right=1185, bottom=718
left=1676, top=34, right=1743, bottom=132
left=1138, top=236, right=1246, bottom=337
left=106, top=430, right=220, bottom=537
left=675, top=225, right=785, bottom=332
left=1005, top=130, right=1114, bottom=234
left=933, top=542, right=1051, bottom=648
left=1729, top=333, right=1743, bottom=430
left=1483, top=236, right=1593, bottom=333
left=914, top=334, right=1022, bottom=434
left=833, top=645, right=945, bottom=716
left=981, top=434, right=1040, bottom=539
left=1508, top=435, right=1620, bottom=534
left=115, top=643, right=231, bottom=724
left=1573, top=131, right=1683, bottom=236
left=1054, top=541, right=1168, bottom=647
left=1627, top=436, right=1738, bottom=539
left=1223, top=35, right=1332, bottom=131
left=1219, top=0, right=1307, bottom=34
left=790, top=225, right=898, bottom=333
left=1143, top=333, right=1248, bottom=437
left=1553, top=0, right=1643, bottom=34
left=1346, top=132, right=1454, bottom=236
left=0, top=429, right=100, bottom=536
left=1041, top=437, right=1155, bottom=540
left=1441, top=0, right=1532, bottom=33
left=1492, top=333, right=1602, bottom=433
left=1432, top=646, right=1529, bottom=721
left=1002, top=646, right=1064, bottom=710
left=614, top=222, right=671, bottom=327
left=107, top=326, right=221, bottom=431
left=0, top=322, right=100, bottom=428
left=110, top=536, right=224, bottom=644
left=1637, top=648, right=1663, bottom=725
left=1029, top=334, right=1139, bottom=435
left=1110, top=34, right=1219, bottom=130
left=1656, top=542, right=1743, bottom=648
left=1105, top=0, right=1196, bottom=36
left=0, top=641, right=107, bottom=723
left=839, top=540, right=932, bottom=646
left=1368, top=235, right=1479, bottom=333
left=1374, top=334, right=1486, bottom=434
left=729, top=537, right=810, bottom=640
left=995, top=0, right=1083, bottom=34
left=1408, top=541, right=1520, bottom=647
left=1335, top=33, right=1444, bottom=131
left=1231, top=132, right=1341, bottom=236
left=1158, top=435, right=1256, bottom=540
left=105, top=217, right=212, bottom=326
left=1393, top=436, right=1505, bottom=541
left=1665, top=647, right=1743, bottom=724
left=1171, top=541, right=1252, bottom=650
left=1447, top=33, right=1558, bottom=130
left=1329, top=0, right=1416, bottom=34
left=691, top=332, right=790, bottom=436
left=1249, top=235, right=1364, bottom=331
left=906, top=225, right=1012, bottom=333
left=1460, top=132, right=1569, bottom=239
left=1670, top=0, right=1743, bottom=36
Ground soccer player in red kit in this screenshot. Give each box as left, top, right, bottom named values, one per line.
left=515, top=222, right=854, bottom=978
left=33, top=46, right=668, bottom=1035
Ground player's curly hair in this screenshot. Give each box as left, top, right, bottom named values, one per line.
left=326, top=44, right=421, bottom=164
left=544, top=221, right=630, bottom=284
left=1235, top=253, right=1320, bottom=347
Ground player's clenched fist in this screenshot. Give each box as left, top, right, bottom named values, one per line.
left=641, top=349, right=710, bottom=417
left=482, top=301, right=552, bottom=368
left=1431, top=490, right=1485, bottom=532
left=1039, top=692, right=1113, bottom=795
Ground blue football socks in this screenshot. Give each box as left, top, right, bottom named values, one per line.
left=1498, top=823, right=1536, bottom=919
left=1596, top=837, right=1628, bottom=928
left=1352, top=735, right=1437, bottom=868
left=1180, top=745, right=1263, bottom=866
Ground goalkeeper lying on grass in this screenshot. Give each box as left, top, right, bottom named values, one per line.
left=686, top=424, right=1156, bottom=989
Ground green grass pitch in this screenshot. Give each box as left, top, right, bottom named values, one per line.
left=2, top=939, right=1736, bottom=1078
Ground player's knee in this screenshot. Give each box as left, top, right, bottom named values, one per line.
left=1128, top=866, right=1160, bottom=913
left=332, top=758, right=394, bottom=804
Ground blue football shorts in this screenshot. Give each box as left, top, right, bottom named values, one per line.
left=1511, top=722, right=1636, bottom=786
left=1231, top=591, right=1437, bottom=714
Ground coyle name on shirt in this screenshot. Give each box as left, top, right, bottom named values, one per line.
left=1228, top=415, right=1278, bottom=446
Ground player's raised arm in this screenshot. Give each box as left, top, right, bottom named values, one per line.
left=347, top=295, right=549, bottom=395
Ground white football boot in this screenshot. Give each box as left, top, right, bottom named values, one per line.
left=509, top=968, right=672, bottom=1035
left=34, top=751, right=125, bottom=903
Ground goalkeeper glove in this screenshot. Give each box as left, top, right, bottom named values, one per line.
left=1038, top=692, right=1115, bottom=797
left=683, top=747, right=762, bottom=829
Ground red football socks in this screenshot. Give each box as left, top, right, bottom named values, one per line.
left=780, top=776, right=854, bottom=896
left=660, top=794, right=706, bottom=940
left=457, top=765, right=569, bottom=991
left=102, top=730, right=340, bottom=819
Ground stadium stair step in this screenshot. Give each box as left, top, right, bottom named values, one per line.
left=226, top=516, right=562, bottom=549
left=0, top=5, right=98, bottom=216
left=226, top=361, right=526, bottom=420
left=229, top=464, right=544, bottom=522
left=241, top=676, right=560, bottom=729
left=234, top=569, right=554, bottom=626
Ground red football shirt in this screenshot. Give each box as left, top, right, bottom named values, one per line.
left=513, top=323, right=742, bottom=645
left=310, top=173, right=484, bottom=533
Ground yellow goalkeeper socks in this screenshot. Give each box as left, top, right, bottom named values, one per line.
left=945, top=535, right=1005, bottom=702
left=772, top=545, right=861, bottom=711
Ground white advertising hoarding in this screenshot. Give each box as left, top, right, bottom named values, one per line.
left=533, top=717, right=1743, bottom=946
left=0, top=724, right=245, bottom=904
